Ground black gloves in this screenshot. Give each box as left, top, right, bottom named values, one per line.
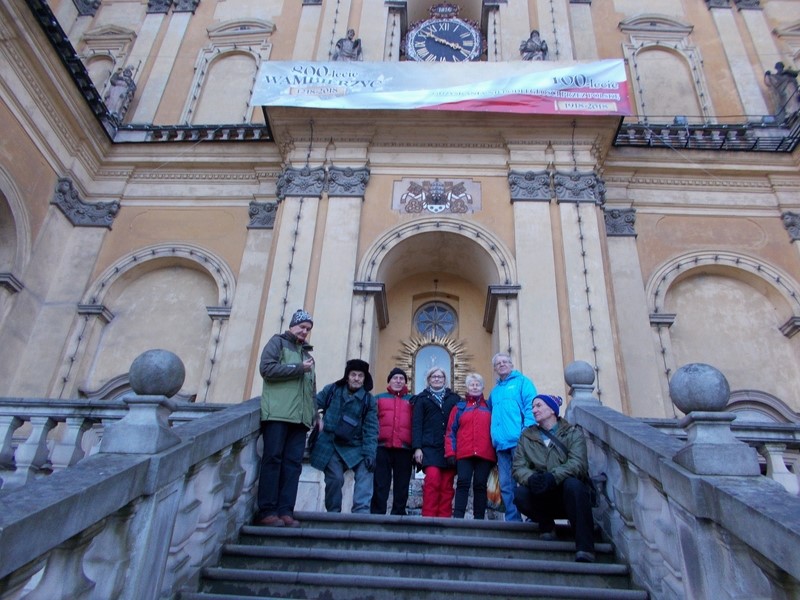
left=364, top=456, right=375, bottom=472
left=446, top=456, right=457, bottom=468
left=527, top=472, right=556, bottom=495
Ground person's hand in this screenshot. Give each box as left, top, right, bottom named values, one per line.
left=446, top=456, right=456, bottom=468
left=364, top=456, right=375, bottom=472
left=413, top=449, right=423, bottom=465
left=527, top=472, right=556, bottom=495
left=302, top=358, right=314, bottom=372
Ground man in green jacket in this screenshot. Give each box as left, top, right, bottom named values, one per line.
left=512, top=394, right=596, bottom=562
left=255, top=309, right=316, bottom=528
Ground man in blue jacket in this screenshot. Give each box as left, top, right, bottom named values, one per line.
left=487, top=352, right=537, bottom=521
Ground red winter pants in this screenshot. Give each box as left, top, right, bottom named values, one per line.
left=421, top=466, right=456, bottom=517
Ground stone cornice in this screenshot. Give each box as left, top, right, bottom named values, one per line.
left=129, top=171, right=261, bottom=182
left=603, top=175, right=773, bottom=190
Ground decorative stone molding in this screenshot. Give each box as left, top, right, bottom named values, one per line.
left=554, top=171, right=606, bottom=204
left=173, top=0, right=199, bottom=12
left=604, top=208, right=636, bottom=237
left=705, top=0, right=731, bottom=7
left=570, top=0, right=591, bottom=3
left=77, top=303, right=114, bottom=324
left=650, top=313, right=676, bottom=327
left=734, top=0, right=760, bottom=8
left=206, top=306, right=231, bottom=320
left=779, top=316, right=800, bottom=338
left=353, top=282, right=388, bottom=329
left=247, top=202, right=277, bottom=229
left=483, top=285, right=521, bottom=333
left=782, top=211, right=800, bottom=241
left=0, top=273, right=24, bottom=295
left=508, top=170, right=551, bottom=202
left=73, top=0, right=100, bottom=17
left=51, top=178, right=119, bottom=228
left=147, top=0, right=171, bottom=14
left=276, top=166, right=326, bottom=200
left=327, top=166, right=370, bottom=197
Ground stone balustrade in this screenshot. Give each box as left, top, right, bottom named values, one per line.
left=0, top=398, right=224, bottom=489
left=567, top=361, right=800, bottom=599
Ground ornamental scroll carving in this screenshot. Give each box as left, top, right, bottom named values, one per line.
left=51, top=178, right=120, bottom=228
left=276, top=165, right=371, bottom=200
left=554, top=171, right=606, bottom=204
left=327, top=166, right=370, bottom=197
left=248, top=202, right=277, bottom=229
left=508, top=170, right=551, bottom=201
left=705, top=0, right=731, bottom=8
left=73, top=0, right=100, bottom=17
left=147, top=0, right=171, bottom=14
left=604, top=208, right=637, bottom=237
left=394, top=179, right=478, bottom=214
left=782, top=211, right=800, bottom=242
left=173, top=0, right=200, bottom=12
left=276, top=166, right=326, bottom=200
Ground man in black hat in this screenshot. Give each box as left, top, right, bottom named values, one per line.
left=309, top=359, right=378, bottom=513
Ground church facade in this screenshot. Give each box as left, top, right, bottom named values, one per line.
left=1, top=0, right=799, bottom=426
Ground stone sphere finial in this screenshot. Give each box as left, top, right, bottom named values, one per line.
left=129, top=349, right=185, bottom=397
left=565, top=360, right=596, bottom=387
left=669, top=363, right=730, bottom=414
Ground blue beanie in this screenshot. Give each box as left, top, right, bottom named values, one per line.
left=535, top=394, right=563, bottom=417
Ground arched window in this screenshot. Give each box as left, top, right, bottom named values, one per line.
left=414, top=301, right=457, bottom=337
left=413, top=344, right=453, bottom=394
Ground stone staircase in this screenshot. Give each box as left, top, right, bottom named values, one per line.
left=180, top=512, right=648, bottom=600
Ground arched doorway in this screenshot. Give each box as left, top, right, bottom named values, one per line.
left=356, top=217, right=517, bottom=395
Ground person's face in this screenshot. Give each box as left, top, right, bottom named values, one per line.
left=289, top=322, right=312, bottom=341
left=467, top=378, right=483, bottom=396
left=348, top=370, right=365, bottom=391
left=428, top=371, right=446, bottom=390
left=532, top=398, right=555, bottom=423
left=388, top=374, right=406, bottom=392
left=493, top=357, right=513, bottom=379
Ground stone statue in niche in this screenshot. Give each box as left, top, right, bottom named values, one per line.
left=104, top=66, right=137, bottom=123
left=332, top=29, right=363, bottom=61
left=764, top=62, right=800, bottom=123
left=519, top=30, right=549, bottom=61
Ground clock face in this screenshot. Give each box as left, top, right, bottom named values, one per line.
left=406, top=18, right=482, bottom=62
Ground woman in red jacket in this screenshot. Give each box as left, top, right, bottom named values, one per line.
left=371, top=368, right=415, bottom=515
left=445, top=372, right=496, bottom=519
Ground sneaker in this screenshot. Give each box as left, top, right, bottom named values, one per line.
left=279, top=515, right=301, bottom=528
left=256, top=515, right=285, bottom=527
left=575, top=551, right=596, bottom=563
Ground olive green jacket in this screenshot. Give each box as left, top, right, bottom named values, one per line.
left=512, top=418, right=588, bottom=486
left=259, top=331, right=316, bottom=427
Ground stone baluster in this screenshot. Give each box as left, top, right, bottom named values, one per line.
left=22, top=521, right=103, bottom=600
left=83, top=504, right=138, bottom=600
left=564, top=360, right=601, bottom=422
left=49, top=417, right=95, bottom=471
left=218, top=441, right=248, bottom=540
left=0, top=415, right=23, bottom=468
left=758, top=443, right=800, bottom=495
left=5, top=416, right=57, bottom=488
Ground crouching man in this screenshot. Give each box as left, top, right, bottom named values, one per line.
left=512, top=394, right=596, bottom=562
left=309, top=359, right=378, bottom=513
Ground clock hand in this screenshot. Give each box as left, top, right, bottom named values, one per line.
left=422, top=30, right=463, bottom=51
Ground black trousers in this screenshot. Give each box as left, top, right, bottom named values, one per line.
left=370, top=446, right=414, bottom=515
left=513, top=476, right=595, bottom=552
left=256, top=420, right=308, bottom=519
left=453, top=457, right=494, bottom=519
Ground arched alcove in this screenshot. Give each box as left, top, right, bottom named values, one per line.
left=358, top=217, right=516, bottom=391
left=649, top=253, right=800, bottom=414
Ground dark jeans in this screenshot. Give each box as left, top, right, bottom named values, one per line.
left=256, top=420, right=308, bottom=519
left=513, top=476, right=595, bottom=553
left=453, top=457, right=494, bottom=519
left=371, top=446, right=414, bottom=515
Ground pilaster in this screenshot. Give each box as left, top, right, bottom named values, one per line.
left=569, top=0, right=598, bottom=60
left=604, top=209, right=668, bottom=417
left=537, top=0, right=574, bottom=60
left=708, top=7, right=769, bottom=116
left=132, top=12, right=192, bottom=123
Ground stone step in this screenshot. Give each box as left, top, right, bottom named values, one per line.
left=217, top=543, right=634, bottom=588
left=183, top=512, right=647, bottom=600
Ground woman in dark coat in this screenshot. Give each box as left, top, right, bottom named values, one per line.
left=411, top=366, right=461, bottom=517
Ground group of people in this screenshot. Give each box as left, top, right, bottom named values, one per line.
left=254, top=309, right=596, bottom=562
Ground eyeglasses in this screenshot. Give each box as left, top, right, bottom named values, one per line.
left=429, top=375, right=445, bottom=379
left=494, top=360, right=512, bottom=366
